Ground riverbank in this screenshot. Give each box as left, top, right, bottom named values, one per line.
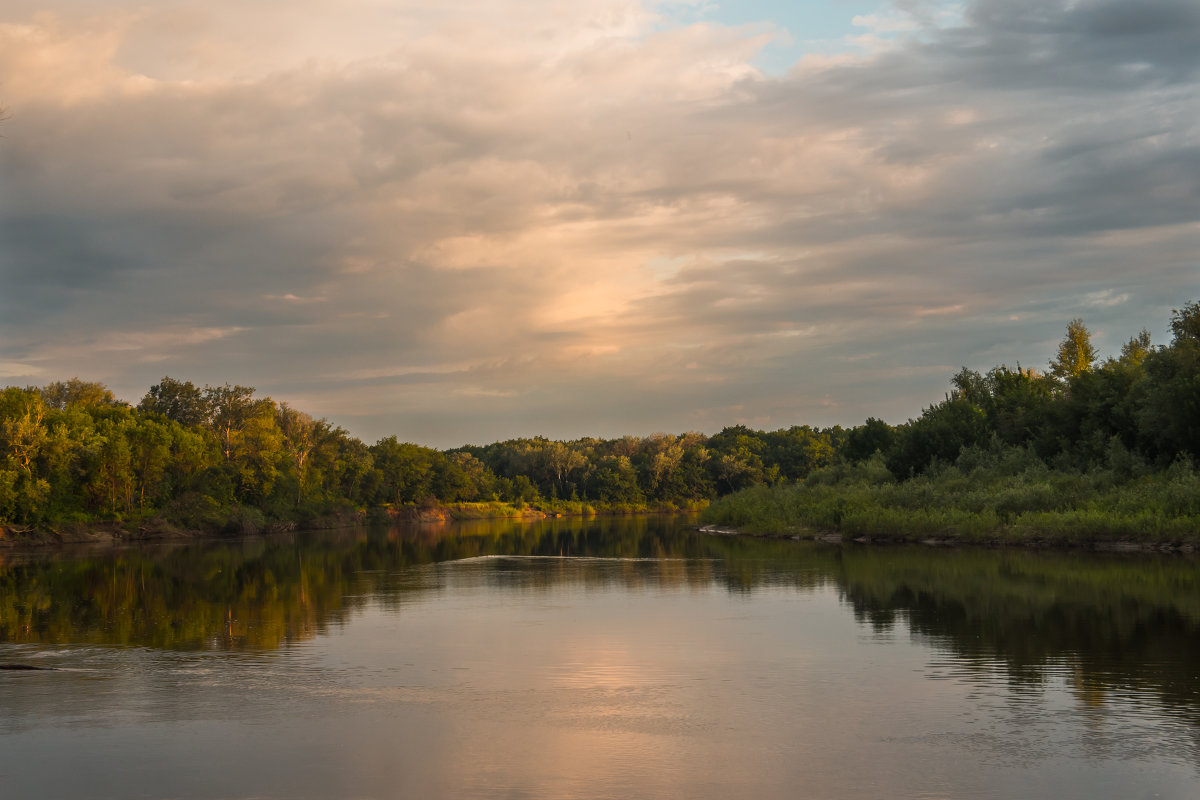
left=0, top=500, right=705, bottom=548
left=699, top=457, right=1200, bottom=550
left=0, top=514, right=335, bottom=549
left=428, top=499, right=705, bottom=521
left=696, top=523, right=1197, bottom=553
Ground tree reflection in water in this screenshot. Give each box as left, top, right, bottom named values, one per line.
left=2, top=516, right=1198, bottom=730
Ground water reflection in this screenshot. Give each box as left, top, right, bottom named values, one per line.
left=0, top=516, right=832, bottom=651
left=2, top=517, right=1200, bottom=799
left=3, top=519, right=1200, bottom=729
left=835, top=546, right=1200, bottom=719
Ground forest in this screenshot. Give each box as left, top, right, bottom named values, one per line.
left=1, top=302, right=1197, bottom=541
left=703, top=302, right=1200, bottom=543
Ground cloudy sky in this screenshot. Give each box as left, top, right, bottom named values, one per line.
left=2, top=0, right=1197, bottom=447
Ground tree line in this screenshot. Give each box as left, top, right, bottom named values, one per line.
left=1, top=302, right=1196, bottom=529
left=850, top=301, right=1200, bottom=478
left=0, top=377, right=841, bottom=528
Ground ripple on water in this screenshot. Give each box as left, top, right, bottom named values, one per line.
left=914, top=648, right=1200, bottom=770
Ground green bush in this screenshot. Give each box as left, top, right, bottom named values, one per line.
left=701, top=460, right=1200, bottom=545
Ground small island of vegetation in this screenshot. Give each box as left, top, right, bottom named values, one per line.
left=0, top=302, right=1197, bottom=548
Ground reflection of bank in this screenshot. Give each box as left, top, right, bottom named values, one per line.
left=3, top=518, right=1200, bottom=737
left=0, top=515, right=809, bottom=651
left=0, top=516, right=691, bottom=650
left=836, top=545, right=1200, bottom=725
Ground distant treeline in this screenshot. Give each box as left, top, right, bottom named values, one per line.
left=703, top=302, right=1200, bottom=543
left=853, top=301, right=1200, bottom=477
left=0, top=379, right=838, bottom=529
left=1, top=302, right=1197, bottom=531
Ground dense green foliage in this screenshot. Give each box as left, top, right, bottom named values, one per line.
left=895, top=302, right=1200, bottom=475
left=0, top=378, right=842, bottom=529
left=702, top=453, right=1200, bottom=543
left=704, top=303, right=1200, bottom=542
left=3, top=303, right=1197, bottom=537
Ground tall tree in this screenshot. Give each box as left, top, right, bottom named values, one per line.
left=1139, top=302, right=1200, bottom=461
left=203, top=384, right=264, bottom=462
left=1170, top=301, right=1200, bottom=344
left=1049, top=318, right=1097, bottom=383
left=277, top=404, right=335, bottom=506
left=0, top=388, right=51, bottom=520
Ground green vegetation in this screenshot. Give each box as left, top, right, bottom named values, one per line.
left=703, top=453, right=1200, bottom=544
left=0, top=377, right=839, bottom=538
left=704, top=302, right=1200, bottom=545
left=2, top=301, right=1197, bottom=544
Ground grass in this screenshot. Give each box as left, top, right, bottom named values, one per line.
left=701, top=452, right=1200, bottom=546
left=432, top=499, right=708, bottom=520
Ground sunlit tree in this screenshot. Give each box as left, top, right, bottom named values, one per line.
left=1049, top=318, right=1098, bottom=384
left=1118, top=329, right=1153, bottom=366
left=41, top=378, right=118, bottom=410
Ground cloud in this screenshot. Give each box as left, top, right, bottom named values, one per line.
left=0, top=362, right=46, bottom=379
left=1, top=0, right=1198, bottom=445
left=1082, top=290, right=1130, bottom=309
left=265, top=293, right=327, bottom=303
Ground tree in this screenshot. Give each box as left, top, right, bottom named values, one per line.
left=1118, top=329, right=1153, bottom=366
left=886, top=398, right=988, bottom=477
left=440, top=451, right=491, bottom=501
left=140, top=377, right=208, bottom=427
left=369, top=437, right=438, bottom=504
left=540, top=440, right=587, bottom=499
left=1049, top=318, right=1097, bottom=384
left=707, top=426, right=773, bottom=492
left=1, top=388, right=46, bottom=478
left=277, top=403, right=334, bottom=506
left=843, top=418, right=895, bottom=463
left=637, top=434, right=685, bottom=498
left=94, top=415, right=136, bottom=515
left=983, top=365, right=1053, bottom=452
left=128, top=417, right=172, bottom=510
left=1139, top=301, right=1200, bottom=462
left=587, top=455, right=643, bottom=504
left=333, top=436, right=375, bottom=504
left=203, top=384, right=265, bottom=462
left=0, top=388, right=50, bottom=520
left=41, top=379, right=118, bottom=410
left=1170, top=301, right=1200, bottom=344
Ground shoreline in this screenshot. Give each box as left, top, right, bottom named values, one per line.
left=0, top=503, right=698, bottom=550
left=9, top=509, right=1190, bottom=554
left=696, top=523, right=1199, bottom=554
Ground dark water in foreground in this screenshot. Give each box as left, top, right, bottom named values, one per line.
left=1, top=515, right=1199, bottom=799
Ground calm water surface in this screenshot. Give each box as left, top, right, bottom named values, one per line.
left=1, top=515, right=1198, bottom=799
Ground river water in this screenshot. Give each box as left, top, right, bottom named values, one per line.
left=1, top=515, right=1198, bottom=799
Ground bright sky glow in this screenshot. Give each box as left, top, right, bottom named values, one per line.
left=1, top=0, right=1197, bottom=447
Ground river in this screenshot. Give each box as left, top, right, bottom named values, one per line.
left=1, top=515, right=1197, bottom=799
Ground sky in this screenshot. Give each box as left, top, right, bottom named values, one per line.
left=1, top=0, right=1198, bottom=448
